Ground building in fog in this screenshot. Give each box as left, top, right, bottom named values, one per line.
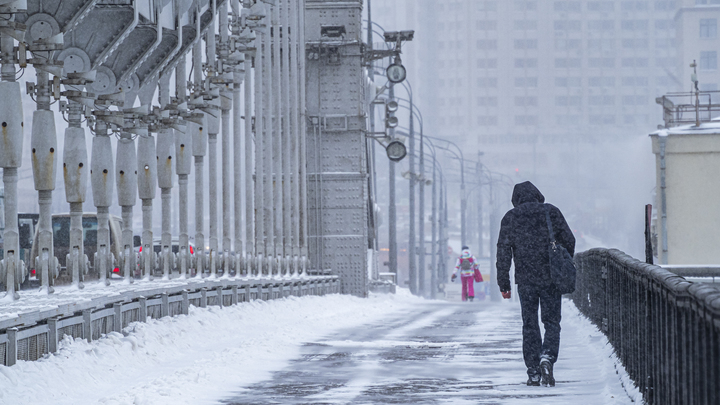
left=369, top=0, right=709, bottom=261
left=675, top=0, right=720, bottom=91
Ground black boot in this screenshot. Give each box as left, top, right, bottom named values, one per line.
left=540, top=359, right=555, bottom=387
left=526, top=374, right=541, bottom=386
left=468, top=296, right=474, bottom=302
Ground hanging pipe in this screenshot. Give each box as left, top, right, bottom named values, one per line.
left=176, top=55, right=192, bottom=279
left=272, top=0, right=283, bottom=275
left=263, top=0, right=275, bottom=276
left=64, top=101, right=90, bottom=289
left=0, top=29, right=24, bottom=298
left=243, top=1, right=256, bottom=277
left=281, top=0, right=292, bottom=276
left=232, top=0, right=245, bottom=277
left=116, top=131, right=137, bottom=284
left=289, top=0, right=300, bottom=275
left=31, top=67, right=58, bottom=293
left=91, top=120, right=114, bottom=287
left=219, top=1, right=233, bottom=278
left=206, top=8, right=220, bottom=279
left=192, top=40, right=207, bottom=277
left=157, top=74, right=175, bottom=280
left=254, top=24, right=265, bottom=277
left=298, top=0, right=308, bottom=273
left=136, top=122, right=156, bottom=282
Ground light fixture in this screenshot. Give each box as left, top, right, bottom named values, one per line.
left=387, top=140, right=407, bottom=162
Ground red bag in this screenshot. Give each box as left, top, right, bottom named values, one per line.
left=474, top=268, right=483, bottom=282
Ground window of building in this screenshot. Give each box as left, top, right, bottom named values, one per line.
left=477, top=97, right=498, bottom=106
left=555, top=58, right=582, bottom=68
left=588, top=57, right=615, bottom=68
left=477, top=59, right=498, bottom=69
left=477, top=20, right=498, bottom=30
left=477, top=116, right=498, bottom=125
left=655, top=38, right=674, bottom=48
left=555, top=77, right=582, bottom=86
left=514, top=39, right=538, bottom=49
left=589, top=95, right=615, bottom=105
left=621, top=1, right=650, bottom=11
left=622, top=76, right=649, bottom=86
left=554, top=1, right=582, bottom=12
left=515, top=115, right=538, bottom=125
left=515, top=77, right=539, bottom=87
left=656, top=76, right=674, bottom=86
left=588, top=39, right=615, bottom=50
left=589, top=76, right=616, bottom=86
left=555, top=39, right=582, bottom=50
left=515, top=1, right=537, bottom=11
left=556, top=115, right=582, bottom=125
left=515, top=96, right=538, bottom=106
left=588, top=20, right=615, bottom=30
left=515, top=58, right=538, bottom=68
left=655, top=57, right=675, bottom=68
left=622, top=58, right=649, bottom=67
left=655, top=20, right=674, bottom=30
left=621, top=20, right=649, bottom=31
left=589, top=115, right=616, bottom=125
left=622, top=95, right=648, bottom=105
left=700, top=51, right=718, bottom=70
left=622, top=38, right=649, bottom=48
left=477, top=77, right=498, bottom=88
left=588, top=1, right=615, bottom=11
left=554, top=20, right=582, bottom=31
left=654, top=1, right=677, bottom=11
left=477, top=1, right=498, bottom=11
left=477, top=40, right=498, bottom=50
left=514, top=20, right=538, bottom=30
left=555, top=96, right=583, bottom=106
left=700, top=19, right=718, bottom=39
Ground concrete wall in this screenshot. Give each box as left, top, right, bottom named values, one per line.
left=652, top=130, right=720, bottom=264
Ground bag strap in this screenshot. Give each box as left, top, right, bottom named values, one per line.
left=545, top=205, right=556, bottom=245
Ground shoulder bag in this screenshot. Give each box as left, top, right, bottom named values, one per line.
left=545, top=206, right=576, bottom=294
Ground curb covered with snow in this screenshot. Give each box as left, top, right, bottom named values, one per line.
left=0, top=291, right=424, bottom=405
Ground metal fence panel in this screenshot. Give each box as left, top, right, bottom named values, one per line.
left=572, top=248, right=720, bottom=405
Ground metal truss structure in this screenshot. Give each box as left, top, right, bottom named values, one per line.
left=0, top=0, right=334, bottom=299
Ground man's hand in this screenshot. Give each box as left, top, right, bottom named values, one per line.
left=451, top=274, right=457, bottom=282
left=501, top=290, right=511, bottom=299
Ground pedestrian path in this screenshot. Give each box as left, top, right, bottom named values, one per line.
left=221, top=298, right=640, bottom=404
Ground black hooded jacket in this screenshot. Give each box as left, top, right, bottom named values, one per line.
left=496, top=181, right=575, bottom=292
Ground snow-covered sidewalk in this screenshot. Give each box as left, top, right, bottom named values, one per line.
left=0, top=290, right=641, bottom=404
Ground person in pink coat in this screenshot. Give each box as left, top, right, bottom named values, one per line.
left=451, top=246, right=480, bottom=301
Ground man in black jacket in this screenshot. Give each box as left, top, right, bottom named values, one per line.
left=496, top=181, right=575, bottom=387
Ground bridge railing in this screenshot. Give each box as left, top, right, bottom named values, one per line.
left=0, top=276, right=339, bottom=367
left=572, top=248, right=720, bottom=405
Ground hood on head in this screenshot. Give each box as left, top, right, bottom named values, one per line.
left=511, top=181, right=545, bottom=207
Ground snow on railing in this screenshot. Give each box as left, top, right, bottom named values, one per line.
left=572, top=248, right=720, bottom=405
left=0, top=276, right=339, bottom=367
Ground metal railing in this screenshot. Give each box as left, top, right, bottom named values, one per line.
left=656, top=91, right=720, bottom=128
left=0, top=276, right=339, bottom=367
left=572, top=249, right=720, bottom=405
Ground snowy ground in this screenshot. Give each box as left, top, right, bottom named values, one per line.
left=0, top=288, right=641, bottom=405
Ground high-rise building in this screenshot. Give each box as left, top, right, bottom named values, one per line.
left=676, top=0, right=720, bottom=92
left=370, top=0, right=691, bottom=258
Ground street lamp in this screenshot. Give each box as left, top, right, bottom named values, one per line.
left=429, top=137, right=466, bottom=247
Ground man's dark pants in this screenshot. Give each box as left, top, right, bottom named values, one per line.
left=517, top=283, right=562, bottom=378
